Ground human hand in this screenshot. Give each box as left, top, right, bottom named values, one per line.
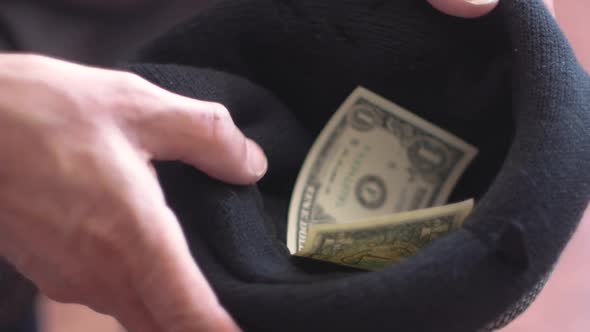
left=0, top=54, right=268, bottom=332
left=428, top=0, right=554, bottom=18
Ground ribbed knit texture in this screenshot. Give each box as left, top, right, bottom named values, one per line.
left=127, top=0, right=590, bottom=331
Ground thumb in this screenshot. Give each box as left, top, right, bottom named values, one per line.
left=125, top=204, right=241, bottom=332
left=427, top=0, right=499, bottom=18
left=123, top=76, right=267, bottom=185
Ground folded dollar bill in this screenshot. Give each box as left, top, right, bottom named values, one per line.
left=287, top=87, right=478, bottom=269
left=296, top=199, right=473, bottom=270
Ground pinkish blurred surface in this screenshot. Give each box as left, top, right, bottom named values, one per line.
left=557, top=0, right=590, bottom=70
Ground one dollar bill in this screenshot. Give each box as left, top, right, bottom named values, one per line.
left=287, top=87, right=477, bottom=254
left=296, top=199, right=473, bottom=271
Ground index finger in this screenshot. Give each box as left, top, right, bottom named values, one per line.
left=114, top=73, right=267, bottom=186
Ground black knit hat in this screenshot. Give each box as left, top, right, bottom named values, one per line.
left=130, top=0, right=590, bottom=331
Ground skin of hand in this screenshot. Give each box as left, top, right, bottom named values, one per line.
left=0, top=53, right=269, bottom=332
left=429, top=1, right=590, bottom=331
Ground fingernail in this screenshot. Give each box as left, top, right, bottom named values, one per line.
left=464, top=0, right=497, bottom=4
left=246, top=139, right=268, bottom=179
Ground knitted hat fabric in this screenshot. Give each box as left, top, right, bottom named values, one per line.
left=129, top=0, right=590, bottom=331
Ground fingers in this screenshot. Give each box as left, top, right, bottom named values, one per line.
left=127, top=205, right=241, bottom=332
left=427, top=0, right=499, bottom=18
left=96, top=134, right=240, bottom=331
left=7, top=55, right=268, bottom=185
left=0, top=53, right=242, bottom=332
left=113, top=292, right=161, bottom=332
left=120, top=75, right=267, bottom=185
left=428, top=0, right=554, bottom=18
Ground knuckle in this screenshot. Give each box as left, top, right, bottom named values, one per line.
left=119, top=71, right=145, bottom=88
left=202, top=102, right=235, bottom=143
left=9, top=54, right=61, bottom=83
left=207, top=102, right=231, bottom=120
left=79, top=220, right=125, bottom=258
left=68, top=210, right=131, bottom=272
left=108, top=72, right=151, bottom=112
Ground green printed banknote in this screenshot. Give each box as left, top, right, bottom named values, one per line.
left=287, top=87, right=477, bottom=270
